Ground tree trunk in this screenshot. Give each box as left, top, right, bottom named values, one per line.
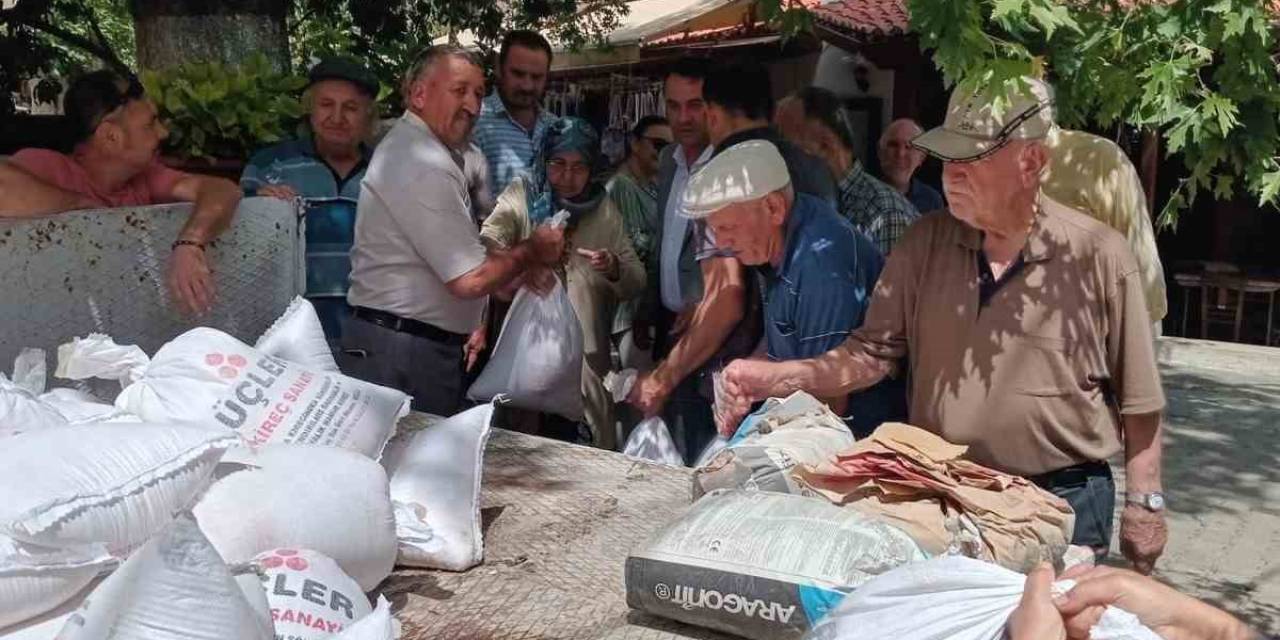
left=130, top=0, right=289, bottom=72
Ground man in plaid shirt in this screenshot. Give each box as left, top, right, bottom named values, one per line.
left=776, top=87, right=921, bottom=254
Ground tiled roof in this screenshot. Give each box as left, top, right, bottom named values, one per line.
left=644, top=21, right=776, bottom=47
left=809, top=0, right=910, bottom=38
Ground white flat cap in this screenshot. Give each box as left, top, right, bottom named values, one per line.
left=681, top=140, right=791, bottom=219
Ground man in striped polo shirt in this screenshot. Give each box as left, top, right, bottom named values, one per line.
left=472, top=30, right=557, bottom=205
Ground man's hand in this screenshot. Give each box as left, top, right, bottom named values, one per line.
left=576, top=247, right=619, bottom=280
left=1120, top=505, right=1167, bottom=575
left=257, top=185, right=299, bottom=201
left=168, top=244, right=214, bottom=316
left=1007, top=563, right=1066, bottom=640
left=464, top=325, right=487, bottom=372
left=528, top=225, right=566, bottom=266
left=1057, top=565, right=1257, bottom=640
left=627, top=369, right=674, bottom=418
left=524, top=266, right=558, bottom=297
left=715, top=358, right=782, bottom=435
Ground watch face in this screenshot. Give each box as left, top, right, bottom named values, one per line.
left=1148, top=494, right=1165, bottom=510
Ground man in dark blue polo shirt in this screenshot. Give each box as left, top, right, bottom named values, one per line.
left=682, top=139, right=899, bottom=433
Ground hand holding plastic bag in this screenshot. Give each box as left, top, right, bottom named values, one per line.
left=805, top=556, right=1161, bottom=640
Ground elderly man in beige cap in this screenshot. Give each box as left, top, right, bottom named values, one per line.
left=716, top=77, right=1168, bottom=573
left=683, top=140, right=895, bottom=432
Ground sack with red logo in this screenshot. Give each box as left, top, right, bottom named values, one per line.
left=252, top=548, right=372, bottom=640
left=193, top=444, right=397, bottom=591
left=56, top=328, right=409, bottom=459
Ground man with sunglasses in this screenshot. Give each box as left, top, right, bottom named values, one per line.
left=0, top=70, right=241, bottom=316
left=715, top=77, right=1168, bottom=574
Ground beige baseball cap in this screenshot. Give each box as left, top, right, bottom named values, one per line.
left=911, top=77, right=1055, bottom=163
left=682, top=140, right=792, bottom=219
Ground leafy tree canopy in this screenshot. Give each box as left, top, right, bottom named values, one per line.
left=906, top=0, right=1280, bottom=224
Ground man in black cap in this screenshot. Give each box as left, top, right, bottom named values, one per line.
left=240, top=56, right=380, bottom=201
left=240, top=56, right=381, bottom=341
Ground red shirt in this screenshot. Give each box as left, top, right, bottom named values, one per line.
left=10, top=148, right=187, bottom=208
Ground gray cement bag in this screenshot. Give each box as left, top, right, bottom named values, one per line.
left=692, top=392, right=853, bottom=500
left=625, top=490, right=927, bottom=640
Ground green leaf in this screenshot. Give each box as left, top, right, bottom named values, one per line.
left=1214, top=174, right=1236, bottom=200
left=1259, top=169, right=1280, bottom=207
left=991, top=0, right=1025, bottom=20
left=1203, top=93, right=1239, bottom=135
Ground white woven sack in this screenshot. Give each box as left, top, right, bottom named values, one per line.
left=56, top=514, right=273, bottom=640
left=335, top=596, right=400, bottom=640
left=57, top=329, right=408, bottom=459
left=0, top=423, right=236, bottom=552
left=467, top=278, right=584, bottom=421
left=254, top=296, right=340, bottom=372
left=0, top=349, right=68, bottom=436
left=382, top=403, right=493, bottom=571
left=253, top=548, right=371, bottom=639
left=0, top=537, right=114, bottom=629
left=193, top=444, right=397, bottom=591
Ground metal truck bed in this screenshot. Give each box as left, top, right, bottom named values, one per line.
left=384, top=416, right=730, bottom=640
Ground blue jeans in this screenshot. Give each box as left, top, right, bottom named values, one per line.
left=1032, top=461, right=1116, bottom=555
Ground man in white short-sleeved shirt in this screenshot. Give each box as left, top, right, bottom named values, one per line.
left=341, top=45, right=564, bottom=415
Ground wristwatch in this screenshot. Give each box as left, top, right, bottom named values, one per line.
left=1126, top=492, right=1166, bottom=512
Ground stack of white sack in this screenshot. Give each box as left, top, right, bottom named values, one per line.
left=691, top=391, right=854, bottom=498
left=193, top=444, right=398, bottom=591
left=55, top=304, right=409, bottom=460
left=0, top=422, right=238, bottom=632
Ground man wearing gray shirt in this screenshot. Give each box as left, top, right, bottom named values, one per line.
left=342, top=46, right=564, bottom=415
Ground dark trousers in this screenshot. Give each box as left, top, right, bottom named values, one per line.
left=1031, top=461, right=1116, bottom=555
left=336, top=314, right=466, bottom=416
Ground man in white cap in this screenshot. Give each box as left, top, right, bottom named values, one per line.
left=683, top=140, right=893, bottom=429
left=715, top=77, right=1168, bottom=574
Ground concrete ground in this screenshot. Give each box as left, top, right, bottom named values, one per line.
left=1123, top=338, right=1280, bottom=633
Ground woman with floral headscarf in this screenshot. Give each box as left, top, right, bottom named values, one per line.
left=480, top=117, right=645, bottom=450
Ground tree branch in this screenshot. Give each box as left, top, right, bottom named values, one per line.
left=4, top=13, right=130, bottom=75
left=85, top=9, right=129, bottom=72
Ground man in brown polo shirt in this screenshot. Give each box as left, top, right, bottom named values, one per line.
left=717, top=77, right=1167, bottom=573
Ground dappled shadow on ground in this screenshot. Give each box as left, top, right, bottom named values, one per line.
left=1157, top=367, right=1280, bottom=519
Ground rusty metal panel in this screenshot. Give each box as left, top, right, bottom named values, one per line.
left=0, top=198, right=302, bottom=386
left=386, top=417, right=734, bottom=640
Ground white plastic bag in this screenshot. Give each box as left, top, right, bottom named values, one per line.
left=622, top=416, right=684, bottom=466
left=253, top=548, right=371, bottom=639
left=0, top=349, right=68, bottom=436
left=0, top=576, right=99, bottom=640
left=254, top=296, right=340, bottom=372
left=0, top=422, right=236, bottom=552
left=0, top=537, right=114, bottom=629
left=57, top=329, right=408, bottom=459
left=334, top=595, right=400, bottom=640
left=805, top=555, right=1161, bottom=640
left=57, top=514, right=274, bottom=640
left=382, top=403, right=493, bottom=571
left=193, top=444, right=397, bottom=591
left=467, top=278, right=585, bottom=421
